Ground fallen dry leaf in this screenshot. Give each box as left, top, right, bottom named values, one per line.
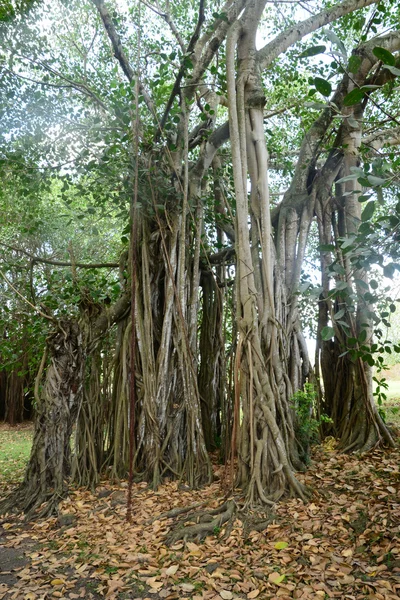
left=1, top=435, right=399, bottom=600
left=220, top=591, right=233, bottom=599
left=164, top=564, right=179, bottom=576
left=247, top=589, right=260, bottom=598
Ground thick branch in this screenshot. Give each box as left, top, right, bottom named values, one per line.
left=205, top=246, right=235, bottom=265
left=191, top=121, right=230, bottom=180
left=363, top=126, right=400, bottom=150
left=92, top=291, right=131, bottom=342
left=257, top=0, right=379, bottom=70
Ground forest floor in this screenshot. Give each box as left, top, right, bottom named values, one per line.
left=0, top=426, right=400, bottom=600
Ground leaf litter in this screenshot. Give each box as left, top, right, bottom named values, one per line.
left=0, top=442, right=399, bottom=600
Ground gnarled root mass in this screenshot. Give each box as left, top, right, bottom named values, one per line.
left=166, top=500, right=236, bottom=545
left=164, top=496, right=281, bottom=545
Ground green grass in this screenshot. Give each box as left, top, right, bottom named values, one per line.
left=0, top=424, right=33, bottom=486
left=373, top=378, right=400, bottom=427
left=383, top=380, right=400, bottom=401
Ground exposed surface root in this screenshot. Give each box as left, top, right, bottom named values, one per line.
left=0, top=484, right=64, bottom=520
left=165, top=499, right=236, bottom=545
left=144, top=501, right=204, bottom=524
left=164, top=497, right=279, bottom=545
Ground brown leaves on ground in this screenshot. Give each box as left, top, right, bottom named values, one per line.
left=0, top=443, right=399, bottom=600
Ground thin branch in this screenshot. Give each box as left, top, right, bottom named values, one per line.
left=155, top=0, right=205, bottom=139
left=0, top=270, right=55, bottom=321
left=0, top=243, right=119, bottom=269
left=142, top=0, right=185, bottom=51
left=91, top=0, right=156, bottom=119
left=6, top=57, right=109, bottom=113
left=363, top=126, right=400, bottom=150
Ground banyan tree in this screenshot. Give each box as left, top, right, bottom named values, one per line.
left=0, top=0, right=399, bottom=516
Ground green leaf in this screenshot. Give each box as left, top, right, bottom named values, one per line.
left=183, top=56, right=193, bottom=70
left=314, top=77, right=332, bottom=97
left=299, top=282, right=311, bottom=292
left=336, top=173, right=359, bottom=184
left=365, top=354, right=375, bottom=367
left=304, top=101, right=327, bottom=109
left=361, top=201, right=375, bottom=222
left=324, top=29, right=347, bottom=57
left=321, top=326, right=335, bottom=340
left=384, top=263, right=396, bottom=278
left=299, top=45, right=326, bottom=58
left=334, top=309, right=345, bottom=320
left=274, top=541, right=289, bottom=550
left=348, top=55, right=362, bottom=73
left=347, top=116, right=359, bottom=128
left=341, top=235, right=356, bottom=249
left=384, top=64, right=400, bottom=77
left=332, top=263, right=346, bottom=275
left=336, top=281, right=349, bottom=291
left=358, top=329, right=367, bottom=343
left=336, top=320, right=350, bottom=328
left=319, top=244, right=335, bottom=252
left=373, top=46, right=396, bottom=66
left=367, top=175, right=386, bottom=186
left=343, top=88, right=365, bottom=106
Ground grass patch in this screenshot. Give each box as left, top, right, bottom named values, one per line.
left=383, top=380, right=400, bottom=401
left=374, top=375, right=400, bottom=427
left=0, top=423, right=33, bottom=487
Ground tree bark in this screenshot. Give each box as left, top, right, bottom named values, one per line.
left=0, top=320, right=84, bottom=517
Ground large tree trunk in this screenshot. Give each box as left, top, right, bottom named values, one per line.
left=226, top=8, right=309, bottom=506
left=315, top=75, right=395, bottom=451
left=0, top=320, right=84, bottom=517
left=0, top=287, right=131, bottom=516
left=133, top=213, right=212, bottom=488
